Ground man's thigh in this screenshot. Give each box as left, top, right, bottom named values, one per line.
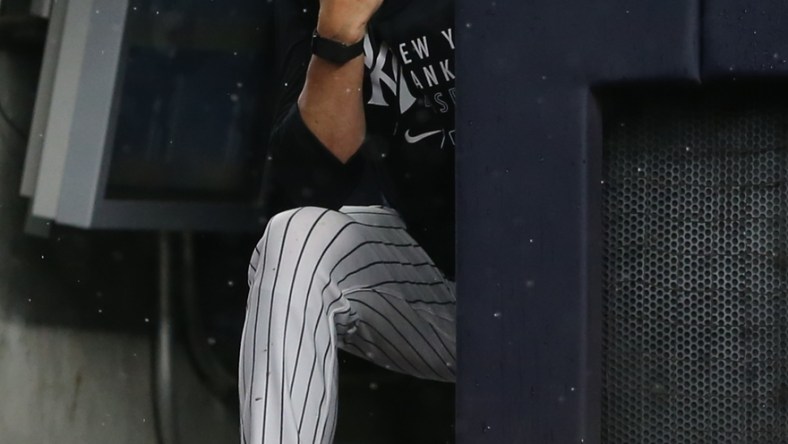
left=332, top=206, right=456, bottom=383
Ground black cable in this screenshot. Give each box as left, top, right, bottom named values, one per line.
left=181, top=232, right=237, bottom=403
left=0, top=96, right=27, bottom=140
left=153, top=231, right=180, bottom=444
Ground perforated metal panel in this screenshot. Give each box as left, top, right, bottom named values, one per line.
left=602, top=89, right=788, bottom=443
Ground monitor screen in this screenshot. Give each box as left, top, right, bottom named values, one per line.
left=105, top=0, right=273, bottom=202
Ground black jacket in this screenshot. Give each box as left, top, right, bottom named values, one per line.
left=265, top=0, right=456, bottom=275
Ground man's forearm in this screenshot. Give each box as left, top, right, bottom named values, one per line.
left=297, top=54, right=366, bottom=164
left=296, top=0, right=383, bottom=164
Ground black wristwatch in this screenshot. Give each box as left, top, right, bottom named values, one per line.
left=311, top=30, right=365, bottom=65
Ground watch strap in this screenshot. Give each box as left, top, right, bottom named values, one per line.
left=311, top=30, right=365, bottom=65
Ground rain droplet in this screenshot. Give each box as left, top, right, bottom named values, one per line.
left=493, top=312, right=502, bottom=318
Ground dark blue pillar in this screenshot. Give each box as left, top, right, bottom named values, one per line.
left=455, top=1, right=700, bottom=442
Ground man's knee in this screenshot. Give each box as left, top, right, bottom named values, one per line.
left=250, top=207, right=356, bottom=278
left=266, top=206, right=354, bottom=243
left=267, top=207, right=339, bottom=234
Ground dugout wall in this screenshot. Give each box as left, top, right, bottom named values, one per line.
left=456, top=1, right=788, bottom=442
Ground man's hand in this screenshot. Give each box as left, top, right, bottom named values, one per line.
left=317, top=0, right=384, bottom=44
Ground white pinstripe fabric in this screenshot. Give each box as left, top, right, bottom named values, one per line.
left=239, top=205, right=456, bottom=444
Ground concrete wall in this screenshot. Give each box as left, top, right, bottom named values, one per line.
left=0, top=49, right=238, bottom=444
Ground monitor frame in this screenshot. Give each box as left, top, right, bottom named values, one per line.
left=27, top=0, right=267, bottom=232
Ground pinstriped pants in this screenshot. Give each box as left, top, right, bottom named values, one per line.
left=239, top=206, right=456, bottom=444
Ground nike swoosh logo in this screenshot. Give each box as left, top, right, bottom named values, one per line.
left=404, top=129, right=443, bottom=144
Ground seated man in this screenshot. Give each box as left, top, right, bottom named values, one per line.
left=239, top=0, right=456, bottom=442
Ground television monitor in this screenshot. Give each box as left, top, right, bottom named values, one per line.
left=26, top=0, right=274, bottom=232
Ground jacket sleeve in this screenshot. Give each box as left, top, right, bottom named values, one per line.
left=263, top=0, right=366, bottom=213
